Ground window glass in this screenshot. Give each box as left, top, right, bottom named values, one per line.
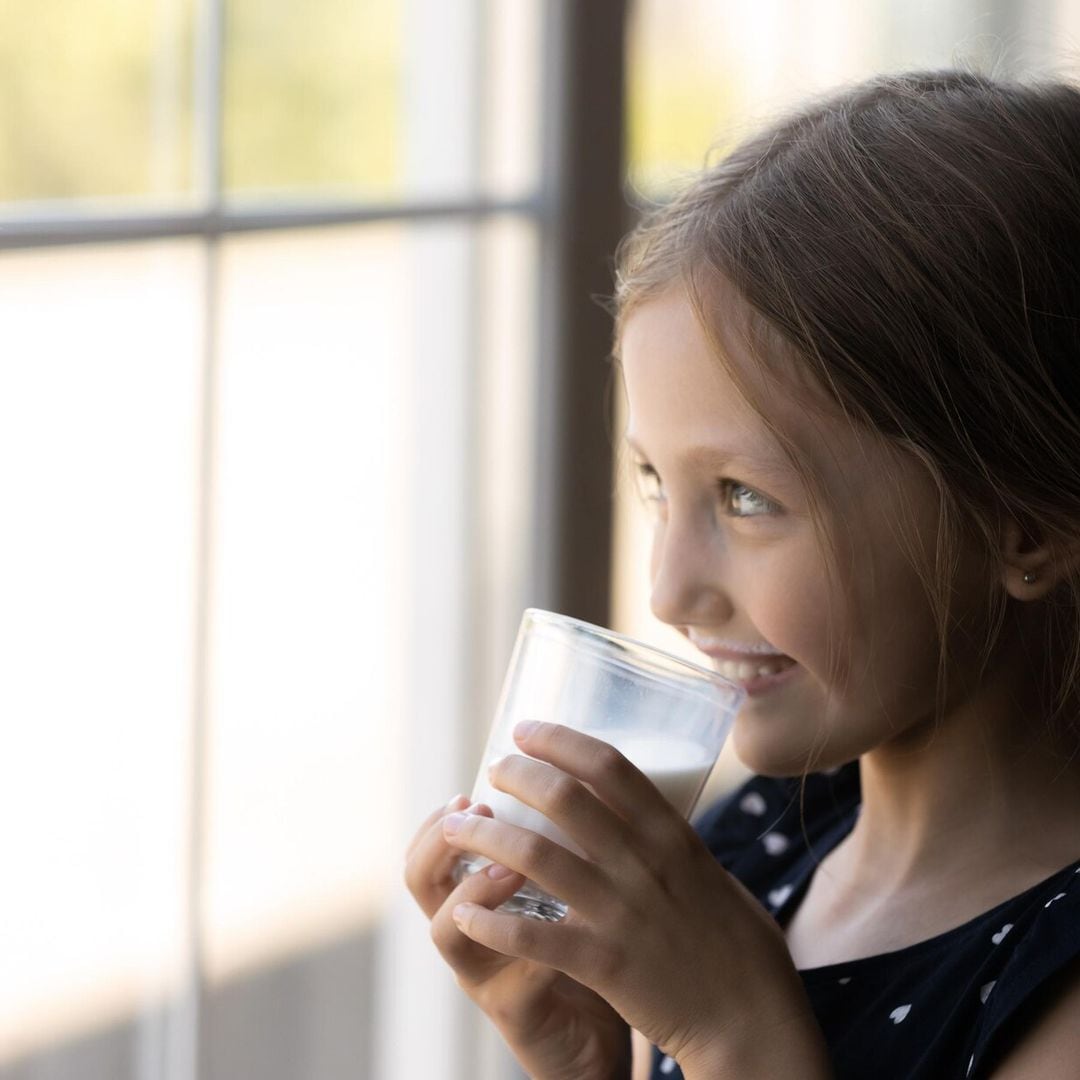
left=223, top=1, right=402, bottom=199
left=224, top=0, right=542, bottom=203
left=625, top=0, right=1062, bottom=197
left=0, top=242, right=203, bottom=1071
left=0, top=0, right=195, bottom=205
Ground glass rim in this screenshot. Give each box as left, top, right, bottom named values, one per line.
left=522, top=608, right=744, bottom=703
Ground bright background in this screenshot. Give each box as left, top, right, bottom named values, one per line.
left=1, top=2, right=1076, bottom=1079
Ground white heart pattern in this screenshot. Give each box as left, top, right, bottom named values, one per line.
left=768, top=883, right=794, bottom=909
left=838, top=977, right=852, bottom=985
left=991, top=923, right=1013, bottom=945
left=660, top=1054, right=677, bottom=1074
left=979, top=980, right=996, bottom=1004
left=762, top=832, right=790, bottom=856
left=889, top=1004, right=911, bottom=1024
left=1044, top=892, right=1067, bottom=909
left=739, top=791, right=768, bottom=815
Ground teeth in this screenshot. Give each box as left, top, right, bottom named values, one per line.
left=716, top=657, right=795, bottom=682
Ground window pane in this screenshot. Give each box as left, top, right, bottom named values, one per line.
left=203, top=216, right=538, bottom=1080
left=206, top=224, right=428, bottom=1080
left=223, top=1, right=402, bottom=198
left=625, top=0, right=1062, bottom=196
left=0, top=242, right=203, bottom=1075
left=224, top=0, right=542, bottom=203
left=0, top=0, right=194, bottom=204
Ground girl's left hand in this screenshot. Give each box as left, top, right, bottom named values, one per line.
left=441, top=721, right=831, bottom=1078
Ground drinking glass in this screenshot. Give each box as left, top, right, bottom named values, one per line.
left=456, top=609, right=744, bottom=922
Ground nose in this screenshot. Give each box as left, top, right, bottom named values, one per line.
left=648, top=508, right=732, bottom=628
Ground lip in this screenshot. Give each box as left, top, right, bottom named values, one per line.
left=685, top=631, right=790, bottom=664
left=692, top=642, right=802, bottom=696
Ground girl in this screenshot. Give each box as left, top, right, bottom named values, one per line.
left=404, top=70, right=1080, bottom=1078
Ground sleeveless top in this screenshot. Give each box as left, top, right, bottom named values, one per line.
left=648, top=763, right=1080, bottom=1079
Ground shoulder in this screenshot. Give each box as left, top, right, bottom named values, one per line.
left=973, top=864, right=1080, bottom=1078
left=985, top=953, right=1080, bottom=1077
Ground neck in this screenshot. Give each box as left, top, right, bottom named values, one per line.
left=839, top=662, right=1080, bottom=894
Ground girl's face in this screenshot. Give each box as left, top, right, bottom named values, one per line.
left=619, top=288, right=993, bottom=775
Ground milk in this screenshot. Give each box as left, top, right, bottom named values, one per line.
left=469, top=730, right=715, bottom=859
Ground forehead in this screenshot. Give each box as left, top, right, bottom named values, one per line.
left=619, top=288, right=825, bottom=480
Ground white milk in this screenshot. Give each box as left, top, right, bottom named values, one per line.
left=469, top=731, right=715, bottom=859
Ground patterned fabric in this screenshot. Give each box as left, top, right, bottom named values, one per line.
left=649, top=764, right=1080, bottom=1079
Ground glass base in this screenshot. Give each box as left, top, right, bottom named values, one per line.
left=454, top=855, right=568, bottom=922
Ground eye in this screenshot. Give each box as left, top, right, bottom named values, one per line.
left=720, top=479, right=778, bottom=518
left=633, top=461, right=666, bottom=507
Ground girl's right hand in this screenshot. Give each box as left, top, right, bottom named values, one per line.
left=404, top=795, right=631, bottom=1080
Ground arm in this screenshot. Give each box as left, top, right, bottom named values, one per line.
left=987, top=955, right=1080, bottom=1078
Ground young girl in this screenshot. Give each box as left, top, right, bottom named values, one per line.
left=404, top=70, right=1080, bottom=1078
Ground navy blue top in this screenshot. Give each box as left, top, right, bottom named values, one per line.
left=649, top=763, right=1080, bottom=1079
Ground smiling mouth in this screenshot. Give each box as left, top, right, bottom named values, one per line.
left=711, top=655, right=798, bottom=682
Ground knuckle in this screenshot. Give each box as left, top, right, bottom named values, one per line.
left=502, top=915, right=535, bottom=956
left=594, top=741, right=629, bottom=779
left=545, top=773, right=581, bottom=816
left=519, top=831, right=549, bottom=868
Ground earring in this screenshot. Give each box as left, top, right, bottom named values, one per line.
left=1023, top=571, right=1037, bottom=584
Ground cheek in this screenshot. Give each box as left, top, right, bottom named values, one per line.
left=748, top=545, right=834, bottom=659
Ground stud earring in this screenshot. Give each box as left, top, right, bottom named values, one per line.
left=1022, top=571, right=1037, bottom=584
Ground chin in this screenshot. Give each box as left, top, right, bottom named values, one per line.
left=731, top=721, right=853, bottom=779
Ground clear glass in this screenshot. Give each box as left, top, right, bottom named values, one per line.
left=458, top=609, right=744, bottom=922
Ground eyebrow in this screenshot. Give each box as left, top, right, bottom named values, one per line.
left=623, top=434, right=799, bottom=483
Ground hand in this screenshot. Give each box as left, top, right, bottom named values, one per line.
left=404, top=794, right=631, bottom=1080
left=439, top=722, right=831, bottom=1078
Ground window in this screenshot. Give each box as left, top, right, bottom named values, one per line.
left=0, top=3, right=552, bottom=1079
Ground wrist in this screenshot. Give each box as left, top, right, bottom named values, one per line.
left=677, top=1009, right=832, bottom=1080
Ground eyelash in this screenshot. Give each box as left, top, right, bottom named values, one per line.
left=634, top=462, right=778, bottom=518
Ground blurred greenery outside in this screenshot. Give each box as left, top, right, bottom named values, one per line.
left=0, top=0, right=731, bottom=209
left=0, top=0, right=400, bottom=204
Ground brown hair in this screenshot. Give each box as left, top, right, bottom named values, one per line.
left=614, top=70, right=1080, bottom=757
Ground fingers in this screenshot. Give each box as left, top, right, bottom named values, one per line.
left=511, top=722, right=676, bottom=825
left=448, top=898, right=602, bottom=986
left=485, top=754, right=631, bottom=864
left=404, top=798, right=492, bottom=919
left=441, top=811, right=609, bottom=917
left=406, top=794, right=468, bottom=861
left=429, top=860, right=530, bottom=981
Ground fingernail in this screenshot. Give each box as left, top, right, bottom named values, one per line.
left=514, top=720, right=539, bottom=740
left=486, top=862, right=517, bottom=880
left=452, top=903, right=473, bottom=926
left=443, top=812, right=467, bottom=835
left=487, top=756, right=505, bottom=776
left=445, top=793, right=468, bottom=811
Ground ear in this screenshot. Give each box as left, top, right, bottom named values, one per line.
left=1000, top=515, right=1075, bottom=600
